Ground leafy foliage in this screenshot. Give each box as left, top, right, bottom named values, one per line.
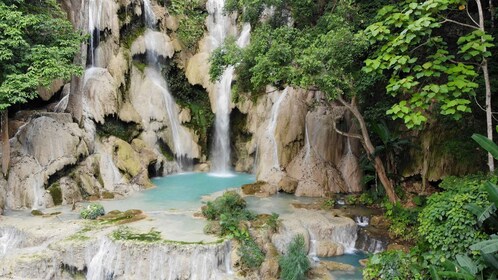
left=363, top=0, right=493, bottom=128
left=0, top=0, right=84, bottom=110
left=363, top=250, right=423, bottom=280
left=169, top=0, right=206, bottom=50
left=384, top=202, right=419, bottom=241
left=418, top=175, right=493, bottom=263
left=80, top=203, right=105, bottom=220
left=238, top=237, right=265, bottom=269
left=279, top=234, right=310, bottom=280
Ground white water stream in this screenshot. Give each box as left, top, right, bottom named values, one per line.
left=143, top=1, right=193, bottom=170
left=267, top=88, right=288, bottom=169
left=207, top=0, right=251, bottom=174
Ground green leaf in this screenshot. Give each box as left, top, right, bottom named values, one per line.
left=485, top=181, right=498, bottom=208
left=456, top=255, right=478, bottom=275
left=472, top=134, right=498, bottom=160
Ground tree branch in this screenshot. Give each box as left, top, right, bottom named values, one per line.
left=466, top=7, right=480, bottom=27
left=332, top=117, right=363, bottom=140
left=440, top=18, right=479, bottom=30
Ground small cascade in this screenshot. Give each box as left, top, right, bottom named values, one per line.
left=31, top=179, right=45, bottom=210
left=86, top=238, right=118, bottom=280
left=267, top=89, right=289, bottom=169
left=304, top=122, right=311, bottom=163
left=85, top=237, right=233, bottom=279
left=0, top=227, right=26, bottom=257
left=307, top=229, right=319, bottom=263
left=53, top=94, right=69, bottom=113
left=142, top=1, right=193, bottom=171
left=355, top=228, right=387, bottom=253
left=99, top=151, right=123, bottom=190
left=88, top=0, right=103, bottom=67
left=355, top=216, right=370, bottom=227
left=339, top=134, right=362, bottom=193
left=330, top=223, right=358, bottom=254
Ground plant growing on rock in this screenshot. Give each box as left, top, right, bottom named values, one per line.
left=111, top=226, right=161, bottom=242
left=80, top=203, right=105, bottom=220
left=238, top=237, right=265, bottom=270
left=279, top=234, right=310, bottom=280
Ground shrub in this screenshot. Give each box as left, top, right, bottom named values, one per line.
left=363, top=250, right=423, bottom=280
left=384, top=202, right=419, bottom=241
left=279, top=235, right=310, bottom=280
left=238, top=238, right=265, bottom=269
left=418, top=175, right=493, bottom=263
left=80, top=203, right=105, bottom=220
left=202, top=191, right=247, bottom=220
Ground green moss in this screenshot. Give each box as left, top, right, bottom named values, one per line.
left=111, top=226, right=162, bottom=242
left=122, top=26, right=146, bottom=49
left=162, top=60, right=214, bottom=153
left=31, top=210, right=44, bottom=216
left=102, top=191, right=115, bottom=199
left=48, top=182, right=62, bottom=206
left=98, top=209, right=146, bottom=225
left=96, top=117, right=140, bottom=142
left=132, top=60, right=147, bottom=73
left=169, top=0, right=207, bottom=51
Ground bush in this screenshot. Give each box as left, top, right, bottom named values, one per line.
left=363, top=250, right=423, bottom=280
left=202, top=191, right=247, bottom=220
left=418, top=175, right=492, bottom=263
left=279, top=235, right=310, bottom=280
left=238, top=238, right=265, bottom=269
left=384, top=202, right=419, bottom=241
left=80, top=203, right=105, bottom=220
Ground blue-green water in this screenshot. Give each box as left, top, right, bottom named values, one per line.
left=100, top=172, right=255, bottom=212
left=325, top=251, right=368, bottom=280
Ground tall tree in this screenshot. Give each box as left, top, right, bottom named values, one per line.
left=363, top=0, right=495, bottom=171
left=0, top=0, right=84, bottom=176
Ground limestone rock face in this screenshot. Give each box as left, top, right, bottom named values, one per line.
left=5, top=113, right=88, bottom=209
left=131, top=30, right=175, bottom=59
left=83, top=67, right=120, bottom=124
left=272, top=209, right=357, bottom=257
left=248, top=87, right=308, bottom=182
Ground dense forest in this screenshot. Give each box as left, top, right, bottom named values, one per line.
left=2, top=0, right=498, bottom=279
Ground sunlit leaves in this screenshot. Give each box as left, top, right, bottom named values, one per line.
left=0, top=0, right=84, bottom=110
left=363, top=0, right=491, bottom=129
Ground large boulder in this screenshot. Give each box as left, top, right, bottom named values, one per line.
left=272, top=209, right=357, bottom=257
left=5, top=113, right=88, bottom=209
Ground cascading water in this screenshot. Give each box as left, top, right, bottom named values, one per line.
left=88, top=0, right=103, bottom=67
left=0, top=227, right=25, bottom=257
left=267, top=89, right=288, bottom=169
left=307, top=229, right=319, bottom=263
left=142, top=1, right=193, bottom=170
left=207, top=0, right=251, bottom=174
left=85, top=237, right=233, bottom=279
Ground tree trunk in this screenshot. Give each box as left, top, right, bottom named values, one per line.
left=337, top=96, right=399, bottom=202
left=476, top=0, right=494, bottom=172
left=1, top=109, right=10, bottom=177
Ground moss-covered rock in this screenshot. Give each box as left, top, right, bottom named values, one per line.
left=98, top=209, right=146, bottom=224
left=113, top=138, right=142, bottom=177
left=48, top=183, right=62, bottom=206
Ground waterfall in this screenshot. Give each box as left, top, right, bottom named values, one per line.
left=0, top=227, right=26, bottom=257
left=207, top=0, right=251, bottom=174
left=307, top=229, right=319, bottom=263
left=304, top=122, right=311, bottom=163
left=88, top=0, right=103, bottom=67
left=331, top=224, right=358, bottom=254
left=99, top=151, right=123, bottom=190
left=355, top=216, right=370, bottom=227
left=85, top=237, right=233, bottom=279
left=267, top=89, right=288, bottom=169
left=86, top=238, right=118, bottom=280
left=31, top=179, right=45, bottom=210
left=339, top=137, right=362, bottom=193
left=142, top=1, right=193, bottom=171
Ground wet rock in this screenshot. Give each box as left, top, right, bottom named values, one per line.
left=97, top=209, right=146, bottom=224
left=320, top=260, right=355, bottom=271
left=316, top=240, right=344, bottom=257
left=387, top=243, right=410, bottom=253
left=308, top=266, right=333, bottom=280
left=272, top=209, right=356, bottom=256
left=370, top=215, right=390, bottom=227
left=241, top=181, right=264, bottom=195
left=279, top=176, right=298, bottom=194
left=359, top=258, right=368, bottom=267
